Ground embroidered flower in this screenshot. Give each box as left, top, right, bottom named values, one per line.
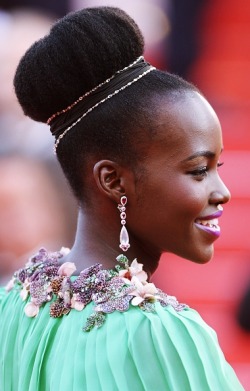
left=58, top=277, right=72, bottom=307
left=59, top=247, right=71, bottom=256
left=157, top=290, right=188, bottom=312
left=29, top=279, right=52, bottom=306
left=71, top=264, right=105, bottom=307
left=20, top=280, right=30, bottom=301
left=5, top=278, right=15, bottom=292
left=24, top=300, right=39, bottom=317
left=93, top=276, right=134, bottom=313
left=50, top=277, right=64, bottom=294
left=130, top=276, right=158, bottom=306
left=7, top=248, right=188, bottom=331
left=71, top=294, right=85, bottom=311
left=50, top=299, right=70, bottom=318
left=119, top=258, right=148, bottom=283
left=58, top=262, right=76, bottom=277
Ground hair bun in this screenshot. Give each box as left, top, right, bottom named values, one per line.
left=14, top=7, right=144, bottom=123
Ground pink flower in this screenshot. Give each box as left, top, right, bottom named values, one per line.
left=119, top=259, right=148, bottom=283
left=71, top=294, right=85, bottom=311
left=58, top=262, right=76, bottom=277
left=24, top=301, right=39, bottom=317
left=20, top=287, right=29, bottom=301
left=5, top=278, right=15, bottom=292
left=20, top=280, right=30, bottom=301
left=59, top=247, right=71, bottom=256
left=130, top=276, right=158, bottom=306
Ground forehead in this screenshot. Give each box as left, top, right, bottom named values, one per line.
left=150, top=91, right=223, bottom=160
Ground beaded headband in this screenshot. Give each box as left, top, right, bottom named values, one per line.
left=48, top=56, right=155, bottom=153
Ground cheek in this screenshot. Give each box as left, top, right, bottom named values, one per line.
left=174, top=192, right=205, bottom=218
left=162, top=178, right=207, bottom=217
left=134, top=183, right=204, bottom=230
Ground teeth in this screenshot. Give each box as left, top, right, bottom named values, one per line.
left=195, top=218, right=219, bottom=228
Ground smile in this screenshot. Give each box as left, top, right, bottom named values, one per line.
left=194, top=218, right=221, bottom=237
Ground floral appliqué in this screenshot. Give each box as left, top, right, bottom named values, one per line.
left=6, top=248, right=188, bottom=332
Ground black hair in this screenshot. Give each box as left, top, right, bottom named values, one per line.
left=14, top=7, right=197, bottom=203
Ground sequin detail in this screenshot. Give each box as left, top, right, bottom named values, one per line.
left=7, top=248, right=188, bottom=332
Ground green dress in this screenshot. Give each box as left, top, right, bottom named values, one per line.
left=0, top=248, right=244, bottom=391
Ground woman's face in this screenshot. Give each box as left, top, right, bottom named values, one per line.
left=128, top=91, right=230, bottom=264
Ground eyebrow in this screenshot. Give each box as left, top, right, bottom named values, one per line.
left=181, top=151, right=216, bottom=163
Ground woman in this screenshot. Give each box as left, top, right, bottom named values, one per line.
left=0, top=7, right=244, bottom=391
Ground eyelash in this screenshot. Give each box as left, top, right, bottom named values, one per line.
left=189, top=162, right=224, bottom=178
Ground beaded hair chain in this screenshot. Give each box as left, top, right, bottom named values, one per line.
left=47, top=56, right=144, bottom=125
left=46, top=56, right=155, bottom=154
left=53, top=67, right=154, bottom=154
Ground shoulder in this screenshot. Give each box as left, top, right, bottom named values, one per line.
left=0, top=248, right=243, bottom=391
left=83, top=304, right=242, bottom=391
left=116, top=305, right=243, bottom=390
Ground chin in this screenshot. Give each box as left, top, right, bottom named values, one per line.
left=191, top=247, right=215, bottom=264
left=178, top=245, right=215, bottom=265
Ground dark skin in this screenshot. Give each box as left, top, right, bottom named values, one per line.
left=64, top=91, right=230, bottom=279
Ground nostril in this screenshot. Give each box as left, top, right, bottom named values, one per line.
left=209, top=189, right=230, bottom=206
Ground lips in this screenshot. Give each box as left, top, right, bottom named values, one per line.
left=194, top=210, right=223, bottom=238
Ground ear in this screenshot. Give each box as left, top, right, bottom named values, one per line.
left=93, top=160, right=134, bottom=203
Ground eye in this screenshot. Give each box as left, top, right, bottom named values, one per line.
left=188, top=166, right=208, bottom=179
left=217, top=162, right=224, bottom=168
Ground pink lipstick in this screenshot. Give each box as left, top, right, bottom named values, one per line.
left=194, top=210, right=223, bottom=238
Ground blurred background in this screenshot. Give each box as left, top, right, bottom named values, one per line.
left=0, top=0, right=249, bottom=388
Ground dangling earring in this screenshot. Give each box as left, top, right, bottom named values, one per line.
left=118, top=195, right=130, bottom=252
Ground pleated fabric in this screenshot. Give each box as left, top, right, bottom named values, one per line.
left=0, top=287, right=244, bottom=391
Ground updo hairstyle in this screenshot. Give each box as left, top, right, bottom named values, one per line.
left=14, top=7, right=196, bottom=203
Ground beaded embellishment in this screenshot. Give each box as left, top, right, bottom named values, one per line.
left=52, top=65, right=155, bottom=154
left=47, top=56, right=144, bottom=125
left=6, top=248, right=187, bottom=332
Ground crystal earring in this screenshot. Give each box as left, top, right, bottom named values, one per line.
left=117, top=196, right=130, bottom=252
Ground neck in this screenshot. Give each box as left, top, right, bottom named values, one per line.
left=63, top=209, right=161, bottom=279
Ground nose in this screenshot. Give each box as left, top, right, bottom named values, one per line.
left=209, top=176, right=231, bottom=206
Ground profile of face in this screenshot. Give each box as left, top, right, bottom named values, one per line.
left=127, top=91, right=230, bottom=264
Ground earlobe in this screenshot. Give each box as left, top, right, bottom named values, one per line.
left=93, top=160, right=125, bottom=202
